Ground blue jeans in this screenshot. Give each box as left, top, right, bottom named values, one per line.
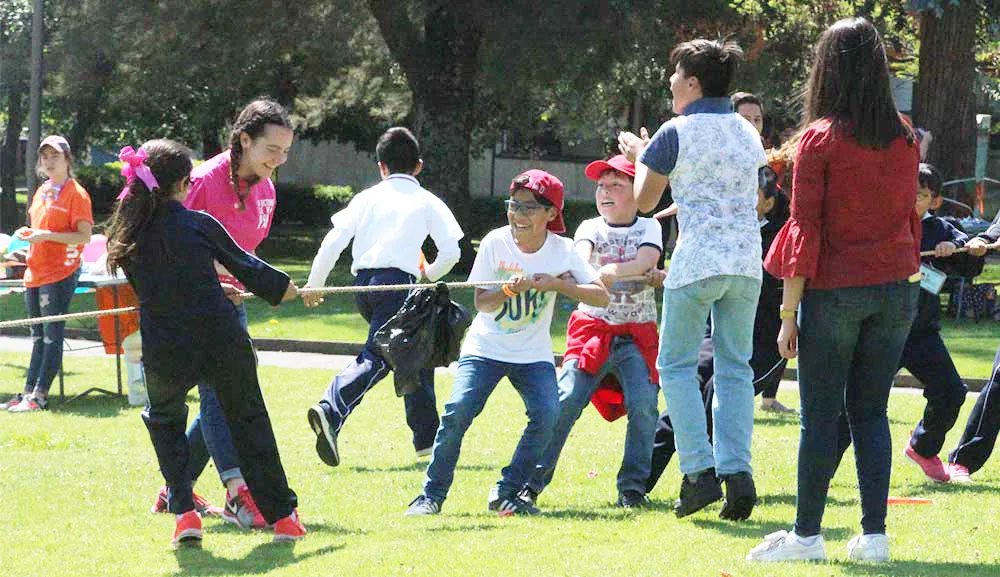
left=528, top=338, right=659, bottom=495
left=24, top=270, right=80, bottom=396
left=423, top=356, right=559, bottom=504
left=186, top=303, right=248, bottom=485
left=658, top=275, right=760, bottom=477
left=794, top=280, right=918, bottom=537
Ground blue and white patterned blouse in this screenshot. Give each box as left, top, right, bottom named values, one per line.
left=640, top=97, right=766, bottom=289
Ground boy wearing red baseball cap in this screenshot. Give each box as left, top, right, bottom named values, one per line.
left=406, top=169, right=609, bottom=517
left=524, top=155, right=662, bottom=508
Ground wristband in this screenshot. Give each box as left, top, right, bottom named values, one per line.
left=502, top=284, right=517, bottom=298
left=779, top=306, right=797, bottom=320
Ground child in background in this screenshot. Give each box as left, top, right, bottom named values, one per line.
left=406, top=170, right=609, bottom=516
left=4, top=136, right=92, bottom=413
left=105, top=139, right=304, bottom=546
left=894, top=163, right=971, bottom=482
left=523, top=155, right=661, bottom=509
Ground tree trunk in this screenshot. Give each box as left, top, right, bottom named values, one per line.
left=913, top=2, right=978, bottom=207
left=201, top=125, right=222, bottom=158
left=411, top=12, right=481, bottom=269
left=368, top=1, right=484, bottom=270
left=67, top=51, right=114, bottom=159
left=1, top=85, right=25, bottom=232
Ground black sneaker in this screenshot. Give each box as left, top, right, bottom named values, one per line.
left=674, top=469, right=723, bottom=518
left=405, top=495, right=441, bottom=516
left=488, top=486, right=538, bottom=511
left=495, top=495, right=540, bottom=517
left=719, top=471, right=757, bottom=521
left=617, top=490, right=650, bottom=509
left=307, top=404, right=339, bottom=467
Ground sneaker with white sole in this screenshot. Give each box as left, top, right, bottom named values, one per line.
left=8, top=393, right=46, bottom=413
left=221, top=485, right=268, bottom=529
left=307, top=404, right=340, bottom=467
left=904, top=443, right=949, bottom=483
left=746, top=530, right=827, bottom=562
left=846, top=533, right=889, bottom=562
left=0, top=393, right=25, bottom=410
left=415, top=447, right=432, bottom=459
left=405, top=495, right=441, bottom=516
left=948, top=462, right=973, bottom=484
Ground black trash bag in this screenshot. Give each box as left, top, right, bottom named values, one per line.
left=374, top=282, right=472, bottom=397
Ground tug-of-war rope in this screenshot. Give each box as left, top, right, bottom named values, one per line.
left=0, top=277, right=655, bottom=330
left=4, top=239, right=1000, bottom=331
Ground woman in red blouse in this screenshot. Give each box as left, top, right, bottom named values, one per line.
left=747, top=17, right=919, bottom=563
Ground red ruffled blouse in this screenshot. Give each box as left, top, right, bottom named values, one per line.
left=764, top=119, right=921, bottom=289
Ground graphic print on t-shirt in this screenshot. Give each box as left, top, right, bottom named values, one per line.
left=576, top=217, right=661, bottom=325
left=491, top=260, right=551, bottom=331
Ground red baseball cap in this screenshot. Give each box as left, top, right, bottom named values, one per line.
left=584, top=154, right=635, bottom=181
left=509, top=169, right=565, bottom=233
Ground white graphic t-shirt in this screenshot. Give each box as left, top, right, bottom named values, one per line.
left=574, top=216, right=662, bottom=325
left=462, top=226, right=600, bottom=365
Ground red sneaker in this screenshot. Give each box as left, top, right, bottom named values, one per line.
left=172, top=510, right=203, bottom=548
left=221, top=485, right=268, bottom=529
left=272, top=509, right=306, bottom=542
left=904, top=444, right=949, bottom=483
left=151, top=486, right=219, bottom=516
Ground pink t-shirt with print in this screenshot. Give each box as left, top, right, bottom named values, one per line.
left=184, top=150, right=276, bottom=287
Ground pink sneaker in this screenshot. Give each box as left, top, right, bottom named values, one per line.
left=948, top=462, right=973, bottom=484
left=903, top=444, right=949, bottom=483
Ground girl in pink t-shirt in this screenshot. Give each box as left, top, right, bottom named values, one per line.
left=150, top=100, right=294, bottom=529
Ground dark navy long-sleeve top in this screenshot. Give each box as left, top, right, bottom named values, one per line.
left=124, top=201, right=289, bottom=363
left=914, top=214, right=969, bottom=333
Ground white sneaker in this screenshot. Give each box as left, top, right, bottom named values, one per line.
left=746, top=530, right=827, bottom=562
left=846, top=533, right=889, bottom=562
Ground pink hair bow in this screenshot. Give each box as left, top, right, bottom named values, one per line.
left=117, top=146, right=160, bottom=200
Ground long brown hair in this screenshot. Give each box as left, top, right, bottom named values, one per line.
left=106, top=140, right=193, bottom=273
left=802, top=17, right=914, bottom=149
left=228, top=99, right=291, bottom=209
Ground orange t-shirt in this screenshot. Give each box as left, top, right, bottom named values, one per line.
left=24, top=178, right=94, bottom=288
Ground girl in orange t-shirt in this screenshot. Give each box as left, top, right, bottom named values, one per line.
left=3, top=136, right=93, bottom=412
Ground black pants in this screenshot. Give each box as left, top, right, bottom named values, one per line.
left=899, top=328, right=967, bottom=457
left=646, top=335, right=786, bottom=492
left=319, top=268, right=439, bottom=451
left=142, top=337, right=296, bottom=523
left=950, top=343, right=1000, bottom=473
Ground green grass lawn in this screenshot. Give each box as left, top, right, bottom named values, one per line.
left=0, top=354, right=998, bottom=576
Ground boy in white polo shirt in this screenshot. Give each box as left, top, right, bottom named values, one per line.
left=304, top=127, right=464, bottom=467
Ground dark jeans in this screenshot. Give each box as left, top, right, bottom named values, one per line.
left=142, top=337, right=296, bottom=523
left=186, top=304, right=248, bottom=486
left=900, top=329, right=967, bottom=457
left=794, top=280, right=917, bottom=538
left=950, top=343, right=1000, bottom=473
left=646, top=333, right=785, bottom=492
left=24, top=270, right=80, bottom=396
left=319, top=268, right=439, bottom=451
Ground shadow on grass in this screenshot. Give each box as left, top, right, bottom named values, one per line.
left=759, top=492, right=857, bottom=507
left=49, top=394, right=128, bottom=418
left=350, top=463, right=495, bottom=474
left=205, top=521, right=353, bottom=537
left=692, top=518, right=853, bottom=541
left=172, top=541, right=342, bottom=576
left=893, top=482, right=1000, bottom=496
left=425, top=522, right=502, bottom=533
left=836, top=559, right=1000, bottom=577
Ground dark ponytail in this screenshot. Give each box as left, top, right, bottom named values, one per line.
left=106, top=139, right=193, bottom=273
left=228, top=99, right=291, bottom=209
